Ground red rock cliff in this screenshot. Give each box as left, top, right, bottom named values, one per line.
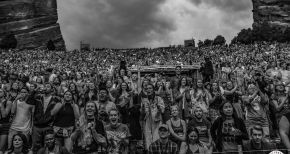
left=0, top=0, right=65, bottom=49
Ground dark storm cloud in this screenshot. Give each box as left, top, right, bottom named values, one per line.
left=58, top=0, right=177, bottom=49
left=189, top=0, right=252, bottom=12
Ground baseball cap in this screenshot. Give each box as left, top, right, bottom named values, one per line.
left=159, top=124, right=169, bottom=131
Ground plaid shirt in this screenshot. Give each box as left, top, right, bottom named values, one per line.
left=148, top=139, right=178, bottom=154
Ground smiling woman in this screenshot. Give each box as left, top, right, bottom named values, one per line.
left=71, top=101, right=107, bottom=154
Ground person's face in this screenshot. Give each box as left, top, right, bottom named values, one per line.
left=13, top=135, right=23, bottom=149
left=127, top=71, right=132, bottom=77
left=36, top=77, right=42, bottom=84
left=197, top=80, right=203, bottom=88
left=252, top=129, right=263, bottom=144
left=76, top=74, right=82, bottom=80
left=271, top=62, right=276, bottom=68
left=18, top=82, right=23, bottom=89
left=146, top=85, right=154, bottom=95
left=117, top=76, right=123, bottom=83
left=30, top=84, right=36, bottom=91
left=282, top=63, right=286, bottom=69
left=19, top=89, right=29, bottom=99
left=44, top=84, right=52, bottom=94
left=88, top=83, right=94, bottom=90
left=99, top=90, right=108, bottom=101
left=276, top=84, right=284, bottom=92
left=188, top=131, right=198, bottom=143
left=44, top=134, right=55, bottom=149
left=226, top=82, right=233, bottom=90
left=121, top=82, right=127, bottom=91
left=109, top=110, right=119, bottom=125
left=53, top=78, right=60, bottom=85
left=223, top=102, right=233, bottom=116
left=206, top=84, right=211, bottom=90
left=12, top=82, right=18, bottom=90
left=194, top=108, right=203, bottom=119
left=64, top=92, right=72, bottom=101
left=175, top=66, right=182, bottom=74
left=158, top=128, right=170, bottom=139
left=132, top=74, right=137, bottom=81
left=181, top=78, right=186, bottom=86
left=62, top=74, right=67, bottom=80
left=86, top=102, right=96, bottom=117
left=106, top=80, right=112, bottom=88
left=120, top=69, right=125, bottom=76
left=70, top=84, right=76, bottom=91
left=222, top=82, right=227, bottom=88
left=171, top=106, right=179, bottom=117
left=212, top=83, right=218, bottom=90
left=157, top=81, right=162, bottom=88
left=5, top=83, right=11, bottom=91
left=248, top=85, right=256, bottom=95
left=143, top=80, right=149, bottom=89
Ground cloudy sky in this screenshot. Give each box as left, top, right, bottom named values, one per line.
left=57, top=0, right=253, bottom=50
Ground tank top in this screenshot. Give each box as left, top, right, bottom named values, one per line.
left=170, top=119, right=184, bottom=135
left=186, top=147, right=199, bottom=154
left=285, top=112, right=290, bottom=140
left=54, top=103, right=75, bottom=127
left=0, top=99, right=10, bottom=124
left=10, top=100, right=33, bottom=132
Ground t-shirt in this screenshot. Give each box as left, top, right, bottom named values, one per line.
left=188, top=117, right=211, bottom=143
left=246, top=101, right=268, bottom=127
left=280, top=69, right=290, bottom=83
left=221, top=119, right=239, bottom=152
left=105, top=123, right=131, bottom=154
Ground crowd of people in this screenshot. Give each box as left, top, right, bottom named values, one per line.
left=0, top=42, right=290, bottom=154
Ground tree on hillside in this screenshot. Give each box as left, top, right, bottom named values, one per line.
left=197, top=40, right=204, bottom=48
left=284, top=27, right=290, bottom=42
left=213, top=35, right=226, bottom=46
left=0, top=34, right=17, bottom=49
left=47, top=40, right=56, bottom=50
left=203, top=39, right=213, bottom=47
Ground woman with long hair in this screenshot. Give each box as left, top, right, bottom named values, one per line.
left=68, top=82, right=79, bottom=104
left=190, top=79, right=211, bottom=115
left=6, top=133, right=32, bottom=154
left=0, top=88, right=12, bottom=153
left=223, top=81, right=243, bottom=119
left=84, top=82, right=98, bottom=102
left=51, top=90, right=80, bottom=152
left=179, top=128, right=211, bottom=154
left=115, top=82, right=132, bottom=124
left=9, top=82, right=19, bottom=102
left=210, top=101, right=248, bottom=152
left=166, top=105, right=186, bottom=147
left=141, top=83, right=165, bottom=150
left=71, top=101, right=107, bottom=154
left=9, top=87, right=34, bottom=149
left=155, top=80, right=173, bottom=123
left=208, top=81, right=224, bottom=123
left=173, top=77, right=191, bottom=121
left=242, top=83, right=270, bottom=139
left=272, top=82, right=290, bottom=122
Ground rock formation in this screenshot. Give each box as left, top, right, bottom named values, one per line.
left=252, top=0, right=290, bottom=29
left=0, top=0, right=65, bottom=50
